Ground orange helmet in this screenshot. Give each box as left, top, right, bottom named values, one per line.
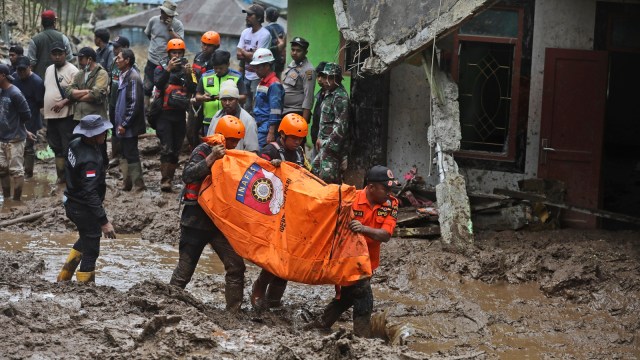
left=215, top=115, right=245, bottom=139
left=201, top=31, right=220, bottom=46
left=166, top=39, right=186, bottom=52
left=278, top=113, right=308, bottom=137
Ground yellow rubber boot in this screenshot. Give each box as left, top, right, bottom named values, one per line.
left=76, top=271, right=95, bottom=283
left=56, top=249, right=82, bottom=282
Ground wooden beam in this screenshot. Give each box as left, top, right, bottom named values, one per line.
left=394, top=226, right=441, bottom=238
left=494, top=188, right=640, bottom=226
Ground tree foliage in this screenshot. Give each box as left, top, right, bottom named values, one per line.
left=19, top=0, right=93, bottom=37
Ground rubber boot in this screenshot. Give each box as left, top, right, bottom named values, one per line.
left=265, top=277, right=288, bottom=308
left=161, top=163, right=177, bottom=192
left=12, top=176, right=24, bottom=201
left=24, top=153, right=35, bottom=179
left=225, top=283, right=244, bottom=313
left=169, top=251, right=198, bottom=289
left=353, top=315, right=372, bottom=338
left=119, top=160, right=132, bottom=191
left=76, top=271, right=95, bottom=283
left=251, top=270, right=273, bottom=310
left=1, top=176, right=10, bottom=199
left=129, top=162, right=146, bottom=191
left=56, top=248, right=82, bottom=282
left=55, top=157, right=66, bottom=184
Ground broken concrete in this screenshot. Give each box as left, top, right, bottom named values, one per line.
left=334, top=0, right=497, bottom=74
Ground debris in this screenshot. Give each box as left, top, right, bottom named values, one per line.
left=0, top=209, right=55, bottom=228
left=394, top=226, right=440, bottom=238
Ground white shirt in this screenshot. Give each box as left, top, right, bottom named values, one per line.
left=43, top=62, right=79, bottom=119
left=237, top=27, right=272, bottom=81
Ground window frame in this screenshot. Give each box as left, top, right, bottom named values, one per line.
left=451, top=6, right=524, bottom=162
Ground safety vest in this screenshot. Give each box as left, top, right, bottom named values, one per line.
left=183, top=148, right=209, bottom=202
left=201, top=69, right=242, bottom=122
left=270, top=141, right=312, bottom=170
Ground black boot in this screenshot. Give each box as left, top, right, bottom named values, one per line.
left=265, top=277, right=288, bottom=308
left=225, top=282, right=244, bottom=313
left=169, top=251, right=197, bottom=289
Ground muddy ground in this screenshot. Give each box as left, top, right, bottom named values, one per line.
left=1, top=136, right=639, bottom=359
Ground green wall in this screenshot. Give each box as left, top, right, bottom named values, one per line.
left=286, top=0, right=351, bottom=93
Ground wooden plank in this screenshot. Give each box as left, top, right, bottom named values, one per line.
left=494, top=188, right=640, bottom=226
left=394, top=226, right=440, bottom=238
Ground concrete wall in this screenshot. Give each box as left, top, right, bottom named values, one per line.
left=524, top=0, right=597, bottom=178
left=387, top=63, right=432, bottom=181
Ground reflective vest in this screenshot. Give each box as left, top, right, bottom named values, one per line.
left=201, top=69, right=242, bottom=123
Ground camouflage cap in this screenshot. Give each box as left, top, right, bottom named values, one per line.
left=321, top=62, right=342, bottom=76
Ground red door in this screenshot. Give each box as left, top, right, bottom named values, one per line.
left=538, top=48, right=609, bottom=228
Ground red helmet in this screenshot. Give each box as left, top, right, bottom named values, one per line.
left=201, top=31, right=220, bottom=46
left=215, top=115, right=245, bottom=139
left=278, top=113, right=308, bottom=137
left=166, top=39, right=186, bottom=52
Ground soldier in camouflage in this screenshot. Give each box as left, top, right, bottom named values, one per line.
left=312, top=62, right=349, bottom=184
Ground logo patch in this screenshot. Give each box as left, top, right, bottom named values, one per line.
left=353, top=210, right=364, bottom=217
left=377, top=209, right=390, bottom=217
left=236, top=163, right=284, bottom=215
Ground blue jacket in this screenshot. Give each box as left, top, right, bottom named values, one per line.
left=115, top=68, right=145, bottom=138
left=253, top=71, right=284, bottom=127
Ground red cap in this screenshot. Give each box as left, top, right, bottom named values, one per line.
left=41, top=10, right=57, bottom=20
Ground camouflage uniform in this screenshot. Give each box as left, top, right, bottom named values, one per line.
left=312, top=74, right=349, bottom=184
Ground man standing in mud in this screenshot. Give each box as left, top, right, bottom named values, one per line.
left=170, top=116, right=247, bottom=312
left=307, top=165, right=399, bottom=337
left=57, top=114, right=116, bottom=284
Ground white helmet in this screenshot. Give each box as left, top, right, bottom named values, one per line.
left=250, top=48, right=275, bottom=65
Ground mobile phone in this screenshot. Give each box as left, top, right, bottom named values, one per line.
left=181, top=57, right=188, bottom=65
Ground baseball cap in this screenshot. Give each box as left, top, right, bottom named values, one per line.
left=50, top=42, right=66, bottom=53
left=242, top=4, right=265, bottom=19
left=77, top=47, right=97, bottom=60
left=0, top=64, right=15, bottom=82
left=15, top=56, right=30, bottom=69
left=41, top=10, right=57, bottom=20
left=365, top=165, right=399, bottom=187
left=111, top=36, right=130, bottom=48
left=290, top=37, right=309, bottom=50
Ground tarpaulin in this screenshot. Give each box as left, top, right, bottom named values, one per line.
left=198, top=149, right=372, bottom=286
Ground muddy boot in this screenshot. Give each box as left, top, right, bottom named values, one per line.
left=129, top=162, right=146, bottom=191
left=120, top=161, right=132, bottom=191
left=12, top=176, right=24, bottom=201
left=55, top=157, right=66, bottom=184
left=225, top=283, right=244, bottom=313
left=56, top=249, right=83, bottom=282
left=251, top=270, right=273, bottom=310
left=353, top=315, right=372, bottom=338
left=169, top=252, right=197, bottom=289
left=1, top=176, right=10, bottom=199
left=24, top=153, right=35, bottom=179
left=161, top=163, right=177, bottom=192
left=265, top=277, right=288, bottom=308
left=76, top=271, right=95, bottom=283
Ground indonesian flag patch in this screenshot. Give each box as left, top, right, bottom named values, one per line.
left=86, top=170, right=97, bottom=178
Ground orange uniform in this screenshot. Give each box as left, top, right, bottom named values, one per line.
left=352, top=189, right=399, bottom=271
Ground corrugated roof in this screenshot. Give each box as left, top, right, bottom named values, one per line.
left=95, top=0, right=248, bottom=36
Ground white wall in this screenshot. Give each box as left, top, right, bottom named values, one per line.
left=387, top=63, right=433, bottom=182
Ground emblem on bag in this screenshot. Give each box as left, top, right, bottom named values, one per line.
left=236, top=163, right=284, bottom=215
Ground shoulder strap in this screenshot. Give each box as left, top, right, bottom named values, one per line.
left=270, top=141, right=286, bottom=161
left=53, top=67, right=65, bottom=98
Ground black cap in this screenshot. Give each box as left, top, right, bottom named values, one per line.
left=111, top=35, right=130, bottom=48
left=77, top=46, right=97, bottom=60
left=15, top=56, right=30, bottom=69
left=50, top=41, right=66, bottom=53
left=0, top=64, right=15, bottom=82
left=290, top=37, right=309, bottom=50
left=242, top=4, right=264, bottom=20
left=365, top=165, right=399, bottom=187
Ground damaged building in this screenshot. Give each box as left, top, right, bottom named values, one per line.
left=288, top=0, right=640, bottom=231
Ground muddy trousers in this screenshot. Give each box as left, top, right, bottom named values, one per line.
left=320, top=278, right=373, bottom=337
left=170, top=226, right=246, bottom=311
left=108, top=105, right=122, bottom=159
left=46, top=116, right=76, bottom=158
left=252, top=270, right=288, bottom=308
left=64, top=201, right=101, bottom=272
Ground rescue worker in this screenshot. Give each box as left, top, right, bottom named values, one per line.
left=194, top=50, right=246, bottom=136
left=170, top=115, right=247, bottom=313
left=251, top=48, right=284, bottom=149
left=153, top=38, right=196, bottom=192
left=312, top=62, right=350, bottom=184
left=206, top=80, right=259, bottom=152
left=282, top=37, right=315, bottom=121
left=251, top=113, right=308, bottom=309
left=107, top=36, right=131, bottom=167
left=307, top=165, right=399, bottom=337
left=186, top=31, right=222, bottom=148
left=57, top=114, right=116, bottom=283
left=114, top=49, right=146, bottom=191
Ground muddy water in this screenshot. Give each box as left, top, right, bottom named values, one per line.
left=0, top=231, right=225, bottom=295
left=0, top=171, right=56, bottom=210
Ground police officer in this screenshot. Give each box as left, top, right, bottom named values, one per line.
left=57, top=115, right=116, bottom=284
left=170, top=116, right=247, bottom=312
left=282, top=37, right=315, bottom=122
left=311, top=62, right=350, bottom=184
left=307, top=165, right=399, bottom=337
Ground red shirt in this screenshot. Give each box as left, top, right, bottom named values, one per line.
left=352, top=189, right=398, bottom=271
